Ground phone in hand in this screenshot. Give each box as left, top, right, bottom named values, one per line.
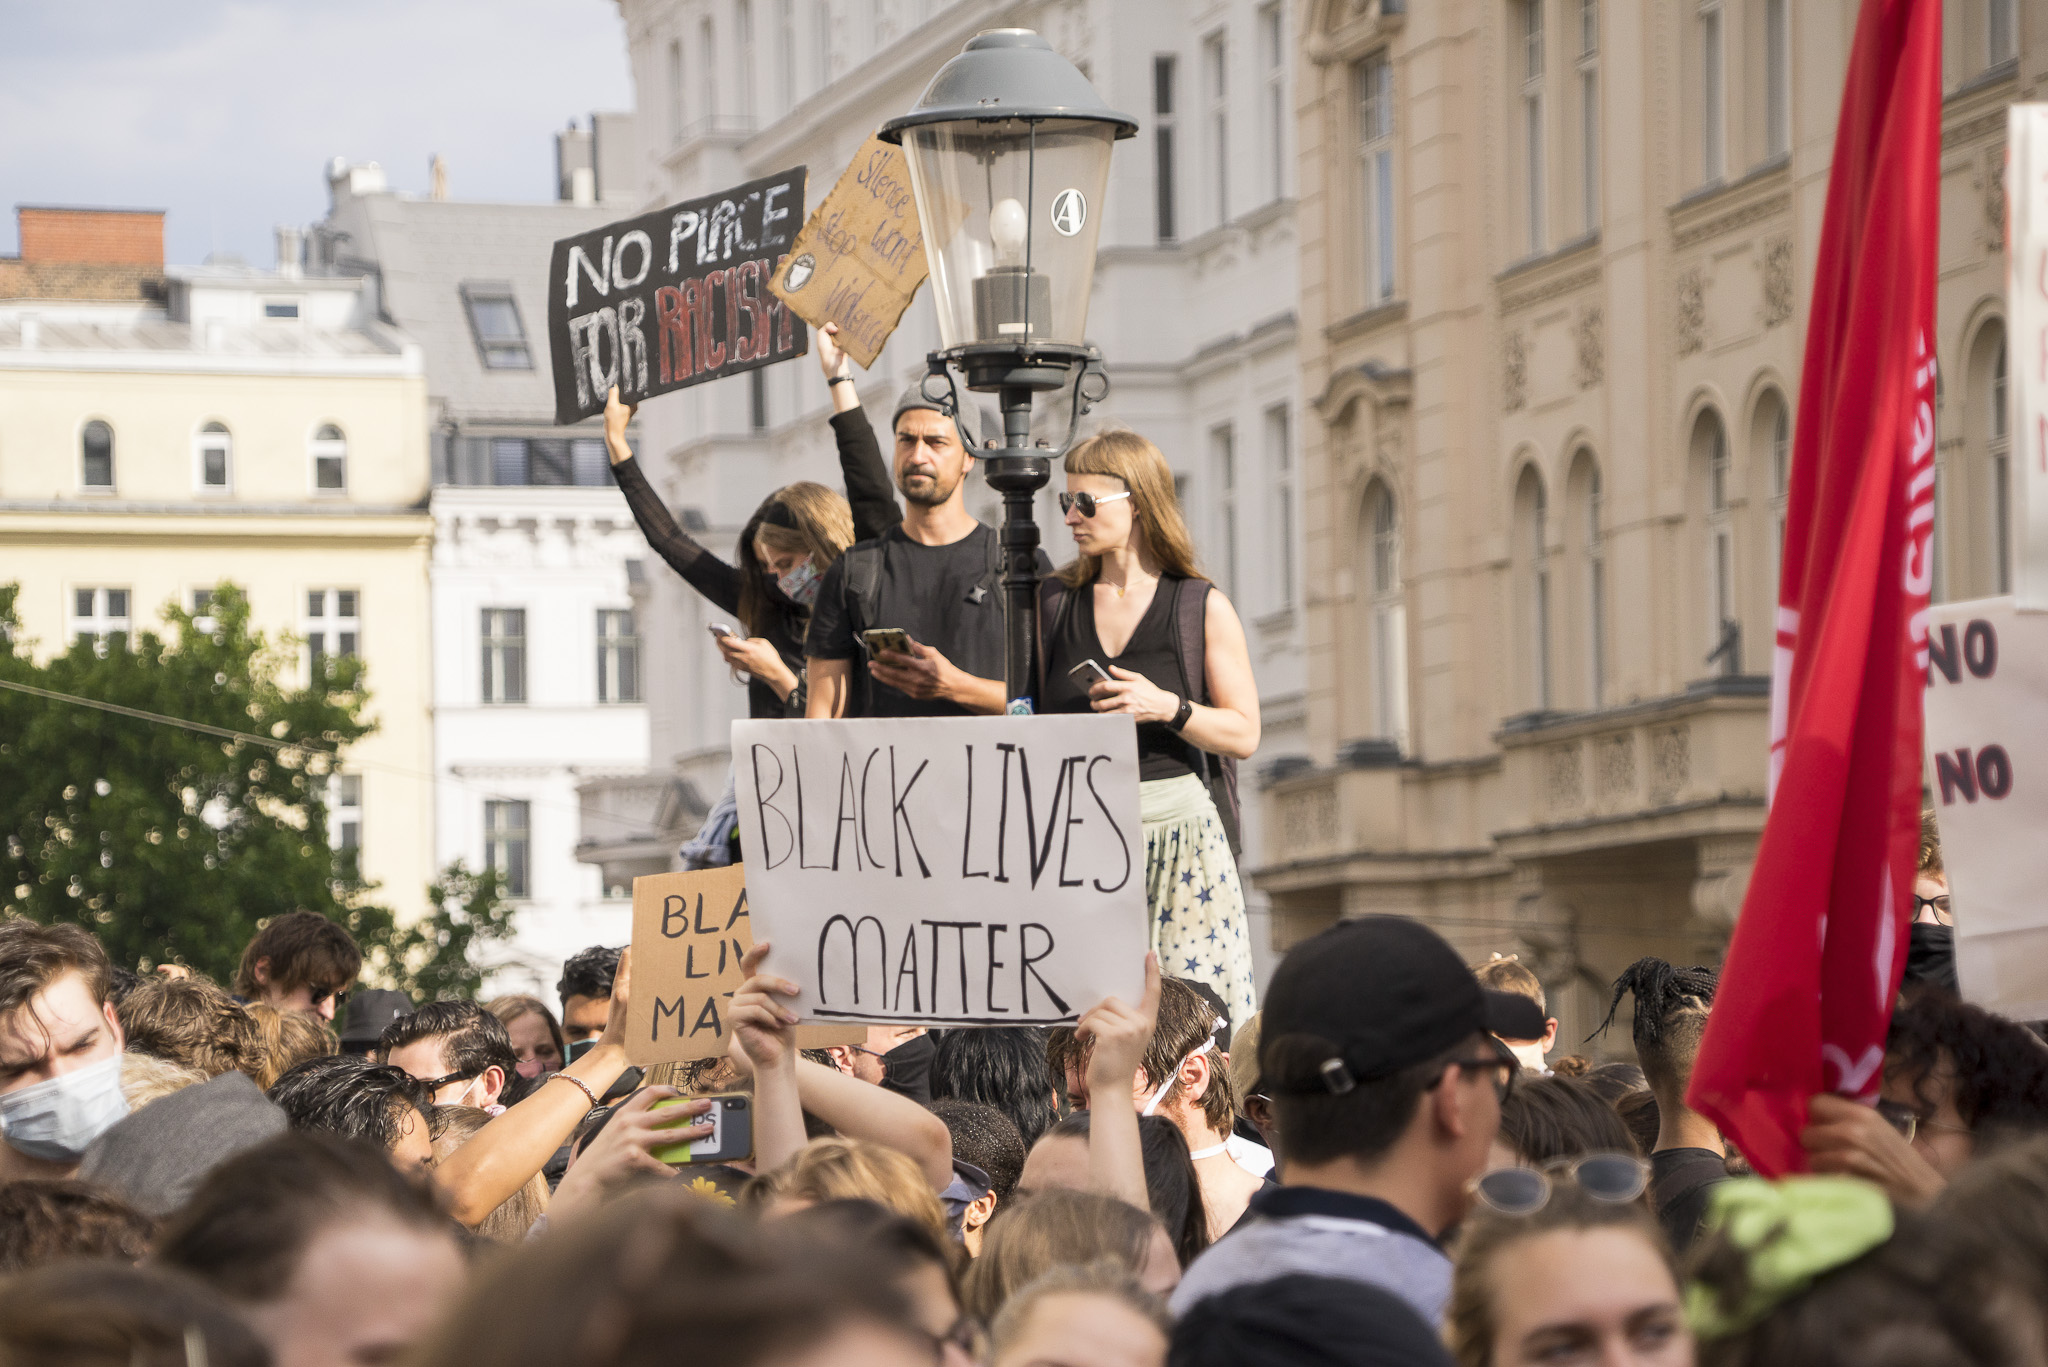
left=709, top=623, right=738, bottom=639
left=650, top=1092, right=753, bottom=1165
left=1069, top=658, right=1112, bottom=685
left=861, top=628, right=913, bottom=657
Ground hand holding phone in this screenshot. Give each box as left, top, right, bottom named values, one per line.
left=651, top=1093, right=753, bottom=1165
left=861, top=627, right=913, bottom=657
left=1069, top=658, right=1112, bottom=686
left=709, top=623, right=738, bottom=639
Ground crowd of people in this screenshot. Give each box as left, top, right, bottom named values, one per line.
left=3, top=803, right=2048, bottom=1367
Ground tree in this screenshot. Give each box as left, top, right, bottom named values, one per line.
left=381, top=860, right=515, bottom=1002
left=0, top=583, right=396, bottom=981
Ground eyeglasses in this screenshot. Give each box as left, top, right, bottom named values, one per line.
left=1875, top=1098, right=1971, bottom=1143
left=1913, top=893, right=1952, bottom=924
left=1472, top=1152, right=1652, bottom=1215
left=1437, top=1044, right=1519, bottom=1105
left=420, top=1069, right=481, bottom=1095
left=1058, top=490, right=1132, bottom=518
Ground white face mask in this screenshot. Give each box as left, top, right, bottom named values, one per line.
left=1507, top=1040, right=1551, bottom=1073
left=777, top=558, right=821, bottom=607
left=1140, top=1021, right=1226, bottom=1116
left=0, top=1052, right=129, bottom=1163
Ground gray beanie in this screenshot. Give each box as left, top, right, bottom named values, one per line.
left=892, top=384, right=983, bottom=450
left=80, top=1069, right=287, bottom=1217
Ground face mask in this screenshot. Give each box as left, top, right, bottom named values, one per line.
left=1506, top=1040, right=1550, bottom=1073
left=0, top=1052, right=129, bottom=1164
left=880, top=1032, right=934, bottom=1105
left=1905, top=922, right=1958, bottom=995
left=777, top=558, right=821, bottom=607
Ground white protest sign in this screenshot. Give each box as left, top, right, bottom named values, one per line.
left=1921, top=596, right=2048, bottom=1017
left=731, top=715, right=1148, bottom=1027
left=2008, top=107, right=2048, bottom=609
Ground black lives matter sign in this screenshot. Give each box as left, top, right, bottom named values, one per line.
left=546, top=167, right=808, bottom=425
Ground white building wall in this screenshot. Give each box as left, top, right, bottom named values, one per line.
left=617, top=0, right=1303, bottom=989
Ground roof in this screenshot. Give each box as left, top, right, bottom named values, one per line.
left=321, top=194, right=624, bottom=425
left=0, top=309, right=412, bottom=373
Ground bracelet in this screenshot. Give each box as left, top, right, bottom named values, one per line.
left=827, top=374, right=854, bottom=387
left=548, top=1071, right=600, bottom=1109
left=1168, top=696, right=1194, bottom=732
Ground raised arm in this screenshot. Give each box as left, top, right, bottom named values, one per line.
left=605, top=385, right=744, bottom=616
left=1076, top=951, right=1161, bottom=1212
left=819, top=323, right=902, bottom=542
left=728, top=942, right=808, bottom=1175
left=789, top=1056, right=953, bottom=1192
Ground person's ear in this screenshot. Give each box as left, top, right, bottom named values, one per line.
left=1541, top=1018, right=1559, bottom=1052
left=965, top=1189, right=999, bottom=1233
left=1182, top=1050, right=1212, bottom=1098
left=483, top=1065, right=507, bottom=1103
left=824, top=1046, right=856, bottom=1075
left=1428, top=1066, right=1473, bottom=1142
left=252, top=956, right=273, bottom=988
left=102, top=999, right=124, bottom=1049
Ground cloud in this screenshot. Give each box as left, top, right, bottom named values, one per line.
left=0, top=0, right=633, bottom=265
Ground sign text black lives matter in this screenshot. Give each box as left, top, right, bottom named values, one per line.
left=547, top=167, right=808, bottom=425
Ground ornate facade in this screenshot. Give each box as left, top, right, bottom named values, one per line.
left=1266, top=0, right=2036, bottom=1042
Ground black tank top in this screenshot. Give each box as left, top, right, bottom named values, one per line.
left=1042, top=575, right=1201, bottom=782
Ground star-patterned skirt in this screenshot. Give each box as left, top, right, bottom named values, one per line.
left=1141, top=772, right=1256, bottom=1026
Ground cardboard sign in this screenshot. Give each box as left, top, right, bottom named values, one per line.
left=1922, top=596, right=2048, bottom=1018
left=547, top=167, right=808, bottom=425
left=624, top=864, right=861, bottom=1064
left=731, top=715, right=1149, bottom=1027
left=2007, top=107, right=2048, bottom=609
left=768, top=135, right=927, bottom=369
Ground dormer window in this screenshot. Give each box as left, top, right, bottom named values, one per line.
left=461, top=283, right=533, bottom=369
left=264, top=300, right=301, bottom=319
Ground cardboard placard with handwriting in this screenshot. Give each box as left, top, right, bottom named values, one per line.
left=767, top=134, right=928, bottom=368
left=625, top=864, right=861, bottom=1064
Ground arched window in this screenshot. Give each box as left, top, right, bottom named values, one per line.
left=1514, top=465, right=1552, bottom=710
left=1992, top=330, right=2010, bottom=594
left=312, top=424, right=347, bottom=492
left=1749, top=389, right=1791, bottom=609
left=1692, top=408, right=1737, bottom=672
left=81, top=420, right=114, bottom=489
left=1566, top=448, right=1604, bottom=708
left=197, top=422, right=231, bottom=491
left=1364, top=479, right=1408, bottom=749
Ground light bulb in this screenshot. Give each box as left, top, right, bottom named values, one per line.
left=989, top=198, right=1028, bottom=267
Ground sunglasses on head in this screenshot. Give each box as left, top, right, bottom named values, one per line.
left=1058, top=490, right=1132, bottom=518
left=1472, top=1152, right=1651, bottom=1215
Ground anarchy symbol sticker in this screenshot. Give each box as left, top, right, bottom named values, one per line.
left=1049, top=189, right=1087, bottom=237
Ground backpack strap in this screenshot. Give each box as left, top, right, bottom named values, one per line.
left=1168, top=576, right=1211, bottom=705
left=1035, top=576, right=1079, bottom=696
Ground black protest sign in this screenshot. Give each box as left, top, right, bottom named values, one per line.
left=546, top=167, right=808, bottom=425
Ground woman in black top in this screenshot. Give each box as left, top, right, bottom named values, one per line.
left=1039, top=430, right=1262, bottom=1025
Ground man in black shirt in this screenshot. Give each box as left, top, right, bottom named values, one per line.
left=805, top=382, right=1047, bottom=717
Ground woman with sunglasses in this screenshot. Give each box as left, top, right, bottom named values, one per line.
left=1038, top=430, right=1263, bottom=1026
left=1449, top=1159, right=1693, bottom=1367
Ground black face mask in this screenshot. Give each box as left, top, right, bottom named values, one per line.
left=881, top=1032, right=935, bottom=1106
left=1904, top=922, right=1958, bottom=996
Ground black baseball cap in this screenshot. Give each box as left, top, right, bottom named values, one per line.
left=338, top=988, right=415, bottom=1054
left=1260, top=917, right=1529, bottom=1094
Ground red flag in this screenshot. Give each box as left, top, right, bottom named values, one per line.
left=1685, top=0, right=1942, bottom=1178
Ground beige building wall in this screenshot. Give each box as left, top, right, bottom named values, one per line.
left=1267, top=0, right=2036, bottom=1049
left=0, top=313, right=436, bottom=927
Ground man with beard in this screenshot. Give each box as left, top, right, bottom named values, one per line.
left=804, top=362, right=1047, bottom=718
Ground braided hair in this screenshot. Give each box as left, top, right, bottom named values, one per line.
left=1591, top=958, right=1718, bottom=1096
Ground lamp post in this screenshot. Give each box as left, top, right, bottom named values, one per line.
left=880, top=29, right=1136, bottom=710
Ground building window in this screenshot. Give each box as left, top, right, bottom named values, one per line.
left=736, top=0, right=756, bottom=122
left=311, top=424, right=347, bottom=492
left=71, top=587, right=130, bottom=656
left=81, top=419, right=114, bottom=489
left=1211, top=423, right=1238, bottom=594
left=264, top=300, right=300, bottom=319
left=1521, top=0, right=1546, bottom=255
left=484, top=799, right=531, bottom=899
left=1585, top=463, right=1606, bottom=707
left=1205, top=31, right=1229, bottom=227
left=190, top=586, right=218, bottom=635
left=482, top=608, right=528, bottom=704
left=1354, top=54, right=1395, bottom=304
left=462, top=285, right=532, bottom=369
left=598, top=609, right=641, bottom=703
left=1990, top=0, right=2017, bottom=67
left=1365, top=480, right=1408, bottom=748
left=813, top=0, right=830, bottom=88
left=667, top=38, right=684, bottom=143
left=1154, top=56, right=1179, bottom=242
left=1699, top=0, right=1725, bottom=184
left=1519, top=467, right=1554, bottom=710
left=1693, top=410, right=1737, bottom=670
left=1764, top=0, right=1790, bottom=160
left=1261, top=3, right=1286, bottom=202
left=1577, top=0, right=1598, bottom=234
left=1993, top=332, right=2011, bottom=593
left=1265, top=404, right=1295, bottom=609
left=197, top=421, right=232, bottom=491
left=700, top=17, right=719, bottom=124
left=1768, top=395, right=1791, bottom=598
left=572, top=438, right=609, bottom=485
left=329, top=773, right=362, bottom=878
left=305, top=589, right=360, bottom=679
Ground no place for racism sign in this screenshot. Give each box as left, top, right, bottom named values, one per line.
left=546, top=167, right=808, bottom=425
left=732, top=716, right=1150, bottom=1028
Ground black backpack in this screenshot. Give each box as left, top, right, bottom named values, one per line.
left=1037, top=575, right=1243, bottom=855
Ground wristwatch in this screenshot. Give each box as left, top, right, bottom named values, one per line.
left=1168, top=696, right=1194, bottom=732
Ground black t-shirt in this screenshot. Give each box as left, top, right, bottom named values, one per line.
left=804, top=523, right=1049, bottom=717
left=1651, top=1147, right=1730, bottom=1254
left=1040, top=575, right=1204, bottom=781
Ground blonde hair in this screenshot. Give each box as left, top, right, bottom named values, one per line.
left=1472, top=955, right=1546, bottom=1013
left=244, top=1002, right=339, bottom=1090
left=738, top=482, right=858, bottom=634
left=1056, top=430, right=1204, bottom=588
left=987, top=1263, right=1170, bottom=1364
left=747, top=1137, right=947, bottom=1241
left=962, top=1189, right=1161, bottom=1323
left=431, top=1105, right=550, bottom=1244
left=120, top=1050, right=207, bottom=1109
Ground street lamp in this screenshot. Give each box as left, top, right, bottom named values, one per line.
left=881, top=28, right=1136, bottom=709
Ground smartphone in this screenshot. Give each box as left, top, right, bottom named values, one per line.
left=1068, top=658, right=1112, bottom=685
left=861, top=627, right=913, bottom=657
left=709, top=623, right=738, bottom=639
left=650, top=1092, right=753, bottom=1165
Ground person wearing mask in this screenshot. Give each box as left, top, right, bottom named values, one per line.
left=1591, top=959, right=1727, bottom=1252
left=558, top=945, right=622, bottom=1057
left=1038, top=431, right=1261, bottom=1025
left=488, top=993, right=566, bottom=1079
left=0, top=920, right=129, bottom=1182
left=1473, top=956, right=1559, bottom=1074
left=375, top=999, right=520, bottom=1111
left=1172, top=917, right=1523, bottom=1325
left=824, top=1025, right=935, bottom=1104
left=155, top=1132, right=468, bottom=1367
left=1906, top=807, right=1959, bottom=993
left=804, top=372, right=1047, bottom=721
left=232, top=910, right=362, bottom=1023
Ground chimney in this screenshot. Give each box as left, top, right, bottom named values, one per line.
left=17, top=207, right=164, bottom=267
left=430, top=154, right=449, bottom=201
left=274, top=225, right=304, bottom=277
left=556, top=122, right=595, bottom=203
left=571, top=167, right=596, bottom=206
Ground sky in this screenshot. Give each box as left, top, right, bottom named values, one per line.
left=0, top=0, right=635, bottom=266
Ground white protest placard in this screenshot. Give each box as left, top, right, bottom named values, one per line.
left=1921, top=596, right=2048, bottom=1017
left=731, top=715, right=1148, bottom=1027
left=2007, top=107, right=2048, bottom=609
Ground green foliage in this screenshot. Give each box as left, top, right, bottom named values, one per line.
left=379, top=860, right=514, bottom=1002
left=0, top=582, right=396, bottom=981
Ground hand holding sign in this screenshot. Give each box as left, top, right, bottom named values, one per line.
left=729, top=940, right=801, bottom=1072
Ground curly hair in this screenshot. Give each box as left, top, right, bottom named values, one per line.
left=1592, top=958, right=1718, bottom=1098
left=1886, top=987, right=2048, bottom=1139
left=116, top=975, right=260, bottom=1079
